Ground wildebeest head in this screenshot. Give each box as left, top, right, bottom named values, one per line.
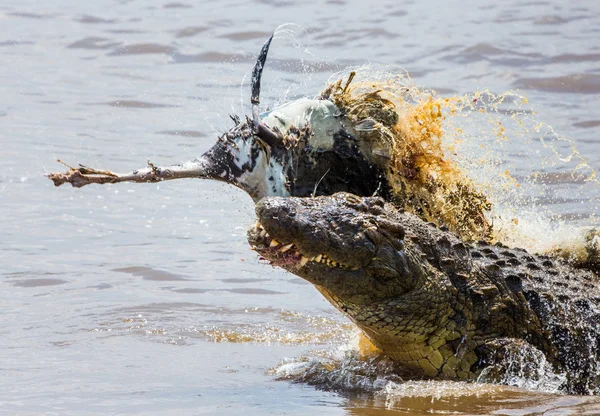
left=194, top=35, right=388, bottom=202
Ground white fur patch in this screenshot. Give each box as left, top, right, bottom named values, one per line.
left=262, top=99, right=356, bottom=150
left=231, top=135, right=290, bottom=199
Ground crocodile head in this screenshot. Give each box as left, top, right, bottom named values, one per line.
left=249, top=192, right=416, bottom=300
left=248, top=193, right=459, bottom=377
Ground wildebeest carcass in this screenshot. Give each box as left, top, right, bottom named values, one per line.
left=47, top=34, right=491, bottom=241
left=48, top=35, right=387, bottom=200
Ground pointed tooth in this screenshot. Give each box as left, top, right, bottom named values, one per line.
left=300, top=256, right=309, bottom=266
left=280, top=243, right=293, bottom=253
left=260, top=229, right=267, bottom=238
left=269, top=240, right=279, bottom=248
left=331, top=261, right=337, bottom=267
left=315, top=254, right=323, bottom=262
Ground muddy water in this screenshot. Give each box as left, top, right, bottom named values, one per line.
left=2, top=0, right=600, bottom=414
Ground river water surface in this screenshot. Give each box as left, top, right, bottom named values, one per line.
left=3, top=0, right=600, bottom=415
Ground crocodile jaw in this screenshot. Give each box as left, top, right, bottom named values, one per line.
left=248, top=221, right=360, bottom=271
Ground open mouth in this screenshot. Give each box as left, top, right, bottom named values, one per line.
left=249, top=221, right=358, bottom=270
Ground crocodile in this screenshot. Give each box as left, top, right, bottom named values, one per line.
left=247, top=192, right=600, bottom=395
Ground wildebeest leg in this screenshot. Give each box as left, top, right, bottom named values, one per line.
left=46, top=159, right=210, bottom=188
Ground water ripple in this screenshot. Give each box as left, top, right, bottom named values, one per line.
left=514, top=74, right=600, bottom=94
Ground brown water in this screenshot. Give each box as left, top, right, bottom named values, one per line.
left=3, top=0, right=600, bottom=414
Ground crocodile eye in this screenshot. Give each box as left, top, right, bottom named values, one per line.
left=344, top=194, right=363, bottom=205
left=363, top=218, right=379, bottom=228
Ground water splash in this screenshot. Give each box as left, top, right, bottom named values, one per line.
left=271, top=331, right=567, bottom=409
left=323, top=65, right=492, bottom=241
left=323, top=65, right=600, bottom=254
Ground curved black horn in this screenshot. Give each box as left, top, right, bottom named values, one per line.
left=250, top=34, right=283, bottom=147
left=251, top=34, right=273, bottom=108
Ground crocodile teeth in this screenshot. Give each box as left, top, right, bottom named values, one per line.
left=280, top=243, right=293, bottom=253
left=270, top=240, right=280, bottom=248
left=300, top=256, right=309, bottom=266
left=315, top=254, right=323, bottom=262
left=260, top=229, right=267, bottom=238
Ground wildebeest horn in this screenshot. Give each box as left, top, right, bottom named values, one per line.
left=250, top=34, right=283, bottom=147
left=251, top=34, right=272, bottom=109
